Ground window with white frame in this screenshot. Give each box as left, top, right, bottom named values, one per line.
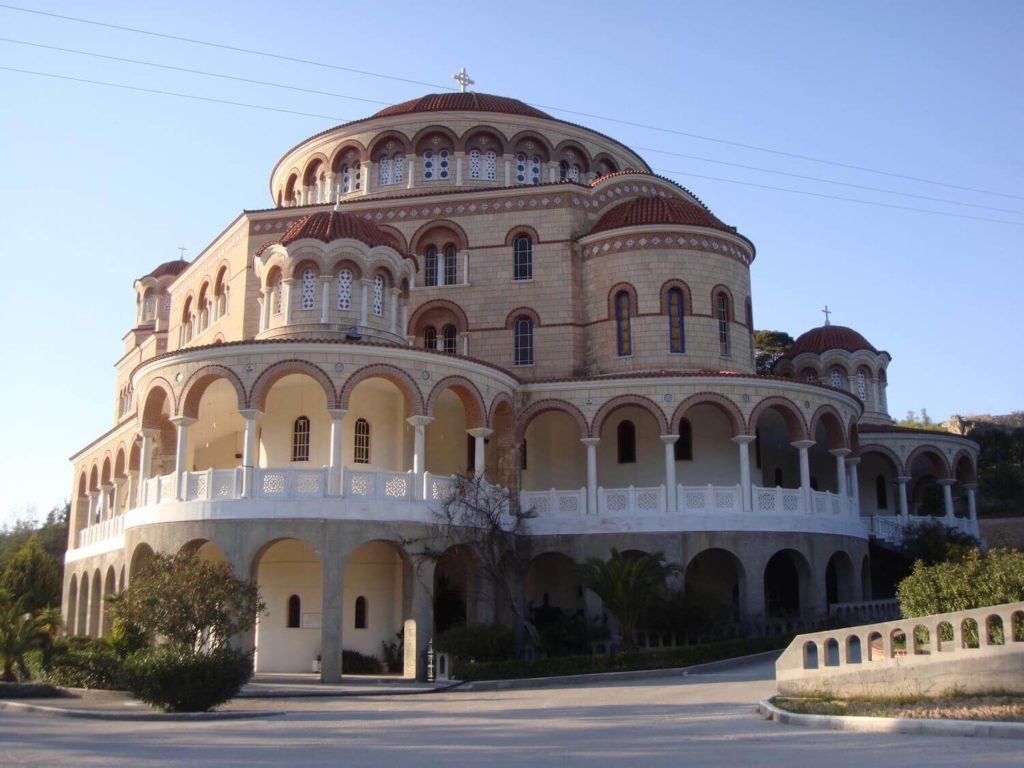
left=377, top=153, right=405, bottom=186
left=515, top=153, right=543, bottom=184
left=513, top=236, right=532, bottom=280
left=354, top=418, right=370, bottom=464
left=483, top=150, right=497, bottom=180
left=716, top=293, right=730, bottom=356
left=443, top=244, right=457, bottom=285
left=857, top=371, right=867, bottom=401
left=831, top=370, right=843, bottom=389
left=513, top=316, right=533, bottom=366
left=469, top=149, right=482, bottom=179
left=442, top=324, right=457, bottom=354
left=424, top=247, right=438, bottom=287
left=301, top=268, right=316, bottom=310
left=339, top=164, right=360, bottom=194
left=336, top=269, right=353, bottom=310
left=422, top=149, right=450, bottom=181
left=292, top=416, right=310, bottom=462
left=373, top=275, right=384, bottom=316
left=559, top=160, right=581, bottom=182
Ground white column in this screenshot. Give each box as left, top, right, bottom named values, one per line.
left=463, top=252, right=469, bottom=285
left=791, top=440, right=816, bottom=511
left=467, top=428, right=493, bottom=478
left=400, top=300, right=408, bottom=339
left=830, top=448, right=850, bottom=499
left=896, top=476, right=911, bottom=522
left=320, top=276, right=331, bottom=324
left=360, top=161, right=371, bottom=195
left=549, top=164, right=557, bottom=183
left=846, top=457, right=861, bottom=514
left=100, top=484, right=114, bottom=521
left=327, top=409, right=347, bottom=496
left=581, top=438, right=600, bottom=516
left=406, top=158, right=415, bottom=189
left=455, top=155, right=463, bottom=185
left=137, top=428, right=159, bottom=507
left=282, top=278, right=295, bottom=324
left=125, top=470, right=138, bottom=512
left=660, top=435, right=679, bottom=513
left=170, top=416, right=196, bottom=501
left=939, top=478, right=956, bottom=522
left=407, top=416, right=434, bottom=500
left=965, top=483, right=978, bottom=523
left=238, top=409, right=261, bottom=498
left=359, top=279, right=369, bottom=326
left=461, top=332, right=469, bottom=356
left=389, top=288, right=400, bottom=334
left=88, top=490, right=100, bottom=524
left=258, top=293, right=269, bottom=333
left=504, top=158, right=511, bottom=185
left=732, top=435, right=756, bottom=512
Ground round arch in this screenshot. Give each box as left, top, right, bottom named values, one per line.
left=515, top=399, right=589, bottom=443
left=952, top=450, right=977, bottom=484
left=859, top=443, right=903, bottom=473
left=426, top=376, right=487, bottom=429
left=407, top=299, right=470, bottom=336
left=129, top=542, right=156, bottom=581
left=591, top=394, right=669, bottom=437
left=809, top=404, right=847, bottom=449
left=366, top=131, right=413, bottom=158
left=140, top=378, right=177, bottom=429
left=763, top=548, right=812, bottom=618
left=409, top=219, right=470, bottom=254
left=747, top=397, right=809, bottom=441
left=487, top=392, right=515, bottom=429
left=507, top=129, right=555, bottom=157
left=825, top=550, right=857, bottom=605
left=338, top=363, right=424, bottom=417
left=905, top=445, right=951, bottom=479
left=458, top=125, right=509, bottom=155
left=410, top=124, right=460, bottom=154
left=249, top=360, right=338, bottom=412
left=328, top=140, right=368, bottom=170
left=671, top=393, right=744, bottom=436
left=179, top=365, right=247, bottom=419
left=504, top=224, right=541, bottom=247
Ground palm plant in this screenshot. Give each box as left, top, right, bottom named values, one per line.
left=578, top=549, right=681, bottom=651
left=0, top=595, right=56, bottom=682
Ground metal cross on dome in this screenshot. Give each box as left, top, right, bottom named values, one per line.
left=822, top=304, right=832, bottom=326
left=452, top=67, right=474, bottom=93
left=177, top=245, right=187, bottom=260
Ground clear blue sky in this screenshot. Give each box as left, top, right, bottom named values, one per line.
left=0, top=0, right=1020, bottom=524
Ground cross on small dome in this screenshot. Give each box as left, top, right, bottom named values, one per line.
left=452, top=67, right=474, bottom=93
left=822, top=304, right=832, bottom=326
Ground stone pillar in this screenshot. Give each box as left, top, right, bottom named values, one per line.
left=400, top=300, right=408, bottom=339
left=830, top=448, right=850, bottom=499
left=389, top=288, right=400, bottom=334
left=581, top=438, right=600, bottom=516
left=104, top=482, right=117, bottom=520
left=455, top=155, right=463, bottom=185
left=137, top=428, right=159, bottom=507
left=258, top=293, right=268, bottom=333
left=733, top=435, right=756, bottom=512
left=939, top=478, right=956, bottom=521
left=965, top=483, right=978, bottom=523
left=846, top=457, right=861, bottom=515
left=359, top=279, right=370, bottom=326
left=320, top=275, right=331, bottom=324
left=406, top=158, right=415, bottom=189
left=791, top=440, right=816, bottom=511
left=170, top=416, right=196, bottom=501
left=237, top=410, right=261, bottom=498
left=660, top=435, right=679, bottom=513
left=360, top=161, right=371, bottom=196
left=88, top=490, right=100, bottom=524
left=320, top=553, right=344, bottom=683
left=405, top=558, right=435, bottom=681
left=282, top=278, right=295, bottom=324
left=504, top=158, right=511, bottom=185
left=125, top=470, right=138, bottom=512
left=896, top=476, right=911, bottom=522
left=467, top=428, right=493, bottom=478
left=407, top=416, right=434, bottom=500
left=327, top=409, right=347, bottom=496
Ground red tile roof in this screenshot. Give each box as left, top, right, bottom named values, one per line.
left=260, top=210, right=400, bottom=254
left=589, top=195, right=736, bottom=236
left=372, top=92, right=553, bottom=121
left=142, top=259, right=189, bottom=280
left=782, top=325, right=878, bottom=358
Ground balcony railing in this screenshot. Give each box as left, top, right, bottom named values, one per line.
left=78, top=514, right=125, bottom=548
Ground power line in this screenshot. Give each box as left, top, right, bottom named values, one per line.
left=651, top=167, right=1024, bottom=227
left=9, top=35, right=1016, bottom=216
left=1, top=2, right=1018, bottom=202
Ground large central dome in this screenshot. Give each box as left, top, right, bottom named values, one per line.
left=371, top=92, right=554, bottom=121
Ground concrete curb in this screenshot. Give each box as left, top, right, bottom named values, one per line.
left=239, top=681, right=465, bottom=698
left=458, top=650, right=781, bottom=692
left=758, top=697, right=1024, bottom=740
left=0, top=699, right=286, bottom=721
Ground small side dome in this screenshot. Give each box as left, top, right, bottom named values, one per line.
left=141, top=259, right=189, bottom=281
left=782, top=325, right=878, bottom=359
left=278, top=211, right=398, bottom=251
left=589, top=195, right=736, bottom=236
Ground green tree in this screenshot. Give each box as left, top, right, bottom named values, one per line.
left=0, top=593, right=56, bottom=682
left=898, top=548, right=1024, bottom=623
left=0, top=535, right=61, bottom=613
left=109, top=551, right=263, bottom=652
left=578, top=549, right=681, bottom=650
left=754, top=330, right=794, bottom=375
left=899, top=520, right=979, bottom=565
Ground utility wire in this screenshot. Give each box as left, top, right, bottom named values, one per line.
left=1, top=2, right=1018, bottom=202
left=3, top=35, right=1019, bottom=217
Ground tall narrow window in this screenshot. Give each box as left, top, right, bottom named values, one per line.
left=336, top=268, right=353, bottom=310
left=392, top=153, right=404, bottom=184
left=425, top=246, right=438, bottom=287
left=617, top=420, right=636, bottom=464
left=513, top=316, right=534, bottom=366
left=422, top=149, right=450, bottom=180
left=373, top=275, right=384, bottom=316
left=442, top=324, right=457, bottom=354
left=876, top=475, right=888, bottom=510
left=830, top=370, right=843, bottom=389
left=674, top=418, right=693, bottom=461
left=292, top=416, right=310, bottom=462
left=857, top=371, right=867, bottom=401
left=443, top=244, right=457, bottom=285
left=287, top=595, right=301, bottom=628
left=469, top=149, right=482, bottom=179
left=530, top=154, right=542, bottom=184
left=668, top=288, right=685, bottom=353
left=354, top=418, right=370, bottom=464
left=273, top=281, right=282, bottom=315
left=378, top=155, right=391, bottom=186
left=423, top=326, right=437, bottom=350
left=484, top=150, right=497, bottom=180
left=513, top=236, right=533, bottom=280
left=354, top=596, right=368, bottom=629
left=615, top=291, right=632, bottom=356
left=716, top=293, right=731, bottom=356
left=301, top=268, right=316, bottom=310
left=520, top=440, right=527, bottom=470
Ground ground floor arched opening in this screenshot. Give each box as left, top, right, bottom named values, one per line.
left=684, top=548, right=744, bottom=623
left=253, top=538, right=323, bottom=673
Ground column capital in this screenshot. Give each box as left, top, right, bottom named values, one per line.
left=659, top=434, right=680, bottom=445
left=731, top=434, right=757, bottom=446
left=100, top=482, right=114, bottom=492
left=790, top=439, right=816, bottom=450
left=139, top=427, right=161, bottom=439
left=845, top=457, right=861, bottom=467
left=937, top=478, right=956, bottom=487
left=895, top=475, right=912, bottom=484
left=169, top=416, right=197, bottom=428
left=237, top=408, right=264, bottom=420
left=326, top=408, right=349, bottom=420
left=963, top=483, right=978, bottom=491
left=282, top=276, right=296, bottom=285
left=580, top=437, right=601, bottom=448
left=406, top=415, right=435, bottom=428
left=467, top=427, right=494, bottom=439
left=829, top=448, right=852, bottom=458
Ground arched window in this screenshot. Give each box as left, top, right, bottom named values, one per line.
left=716, top=292, right=731, bottom=356
left=336, top=268, right=353, bottom=310
left=617, top=420, right=636, bottom=464
left=831, top=370, right=844, bottom=389
left=292, top=416, right=310, bottom=462
left=300, top=268, right=317, bottom=311
left=423, top=326, right=437, bottom=350
left=513, top=236, right=533, bottom=281
left=668, top=288, right=685, bottom=353
left=338, top=164, right=360, bottom=194
left=379, top=154, right=392, bottom=185
left=483, top=150, right=497, bottom=180
left=514, top=153, right=543, bottom=185
left=373, top=275, right=384, bottom=316
left=378, top=152, right=405, bottom=186
left=422, top=148, right=450, bottom=180
left=469, top=149, right=482, bottom=179
left=442, top=324, right=457, bottom=354
left=287, top=594, right=301, bottom=628
left=804, top=370, right=818, bottom=383
left=354, top=418, right=370, bottom=464
left=615, top=291, right=632, bottom=356
left=513, top=316, right=533, bottom=366
left=354, top=596, right=368, bottom=629
left=443, top=244, right=457, bottom=285
left=559, top=160, right=581, bottom=182
left=876, top=475, right=888, bottom=510
left=424, top=246, right=438, bottom=287
left=857, top=370, right=868, bottom=401
left=214, top=269, right=228, bottom=318
left=675, top=418, right=693, bottom=461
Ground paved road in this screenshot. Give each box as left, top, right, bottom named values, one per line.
left=1, top=657, right=1020, bottom=766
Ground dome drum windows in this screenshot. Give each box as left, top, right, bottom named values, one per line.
left=336, top=268, right=353, bottom=311
left=714, top=291, right=731, bottom=357
left=377, top=152, right=405, bottom=186
left=830, top=369, right=844, bottom=389
left=667, top=287, right=686, bottom=354
left=515, top=152, right=543, bottom=185
left=422, top=149, right=451, bottom=181
left=300, top=268, right=317, bottom=311
left=615, top=291, right=632, bottom=357
left=373, top=275, right=385, bottom=317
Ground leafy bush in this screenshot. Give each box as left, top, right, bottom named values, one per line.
left=453, top=635, right=793, bottom=681
left=27, top=638, right=122, bottom=690
left=899, top=521, right=980, bottom=566
left=435, top=623, right=516, bottom=664
left=120, top=646, right=252, bottom=712
left=341, top=649, right=383, bottom=674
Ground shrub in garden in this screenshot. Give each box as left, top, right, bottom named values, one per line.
left=27, top=637, right=122, bottom=690
left=435, top=623, right=516, bottom=665
left=341, top=649, right=383, bottom=674
left=120, top=646, right=253, bottom=713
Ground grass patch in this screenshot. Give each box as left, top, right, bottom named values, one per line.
left=773, top=693, right=1024, bottom=722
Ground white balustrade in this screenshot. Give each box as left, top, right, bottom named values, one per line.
left=256, top=467, right=327, bottom=499
left=678, top=484, right=743, bottom=513
left=598, top=485, right=666, bottom=515
left=520, top=488, right=586, bottom=517
left=78, top=514, right=125, bottom=547
left=753, top=485, right=804, bottom=514
left=424, top=472, right=456, bottom=503
left=344, top=468, right=416, bottom=501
